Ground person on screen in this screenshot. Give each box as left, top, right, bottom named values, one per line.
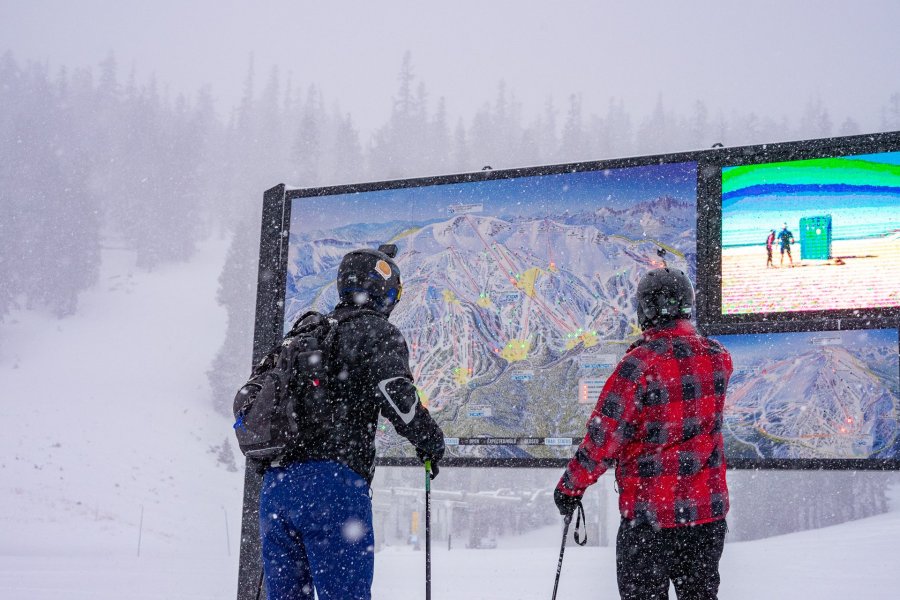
left=778, top=223, right=795, bottom=267
left=766, top=229, right=776, bottom=268
left=258, top=245, right=445, bottom=600
left=554, top=267, right=733, bottom=600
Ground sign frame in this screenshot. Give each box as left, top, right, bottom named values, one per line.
left=251, top=132, right=900, bottom=473
left=236, top=133, right=900, bottom=600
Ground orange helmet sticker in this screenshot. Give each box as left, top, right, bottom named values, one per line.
left=375, top=259, right=392, bottom=280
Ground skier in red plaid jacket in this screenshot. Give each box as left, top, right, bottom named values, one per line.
left=555, top=267, right=732, bottom=600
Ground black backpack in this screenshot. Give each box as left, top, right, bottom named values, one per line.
left=232, top=309, right=373, bottom=463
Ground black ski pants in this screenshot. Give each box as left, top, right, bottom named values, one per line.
left=616, top=518, right=727, bottom=600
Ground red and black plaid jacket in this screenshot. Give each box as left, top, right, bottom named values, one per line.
left=557, top=319, right=732, bottom=528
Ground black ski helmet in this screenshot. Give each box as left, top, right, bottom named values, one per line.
left=337, top=245, right=402, bottom=315
left=635, top=267, right=694, bottom=330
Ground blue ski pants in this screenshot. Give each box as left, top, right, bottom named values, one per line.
left=259, top=460, right=375, bottom=600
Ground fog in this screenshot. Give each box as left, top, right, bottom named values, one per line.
left=1, top=2, right=899, bottom=599
left=4, top=1, right=900, bottom=136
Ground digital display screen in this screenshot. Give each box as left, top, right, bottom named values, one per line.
left=285, top=162, right=698, bottom=458
left=720, top=151, right=900, bottom=316
left=713, top=328, right=899, bottom=460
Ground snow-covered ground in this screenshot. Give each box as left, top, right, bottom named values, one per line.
left=376, top=494, right=900, bottom=599
left=1, top=500, right=898, bottom=599
left=1, top=239, right=898, bottom=599
left=0, top=239, right=244, bottom=598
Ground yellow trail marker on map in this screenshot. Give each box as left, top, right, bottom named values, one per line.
left=477, top=296, right=493, bottom=308
left=452, top=367, right=471, bottom=386
left=501, top=339, right=531, bottom=362
left=628, top=322, right=643, bottom=338
left=515, top=267, right=542, bottom=297
left=442, top=289, right=459, bottom=304
left=565, top=331, right=599, bottom=350
left=388, top=226, right=421, bottom=242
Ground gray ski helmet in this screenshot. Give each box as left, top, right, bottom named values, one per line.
left=337, top=247, right=402, bottom=315
left=636, top=267, right=694, bottom=330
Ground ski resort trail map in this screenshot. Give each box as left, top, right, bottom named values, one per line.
left=715, top=329, right=899, bottom=460
left=284, top=163, right=698, bottom=459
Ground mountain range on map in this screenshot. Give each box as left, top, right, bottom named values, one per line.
left=286, top=196, right=695, bottom=321
left=724, top=343, right=899, bottom=460
left=286, top=195, right=696, bottom=457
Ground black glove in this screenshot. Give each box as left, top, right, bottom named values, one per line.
left=416, top=448, right=441, bottom=480
left=554, top=488, right=582, bottom=518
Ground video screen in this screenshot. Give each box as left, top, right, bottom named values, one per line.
left=285, top=162, right=698, bottom=459
left=720, top=151, right=900, bottom=316
left=714, top=328, right=899, bottom=460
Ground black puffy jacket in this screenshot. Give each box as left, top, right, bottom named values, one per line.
left=279, top=301, right=445, bottom=483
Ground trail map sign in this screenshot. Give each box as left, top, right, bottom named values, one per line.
left=251, top=131, right=900, bottom=468
left=284, top=163, right=698, bottom=459
left=238, top=132, right=900, bottom=600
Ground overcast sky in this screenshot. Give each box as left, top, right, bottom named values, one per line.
left=3, top=1, right=900, bottom=138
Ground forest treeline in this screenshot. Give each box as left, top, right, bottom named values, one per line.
left=3, top=51, right=900, bottom=403
left=3, top=49, right=900, bottom=396
left=1, top=49, right=898, bottom=540
left=3, top=49, right=900, bottom=404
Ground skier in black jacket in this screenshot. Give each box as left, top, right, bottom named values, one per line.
left=259, top=245, right=445, bottom=600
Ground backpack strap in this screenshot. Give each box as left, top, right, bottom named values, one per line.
left=252, top=311, right=327, bottom=377
left=321, top=308, right=382, bottom=360
left=288, top=310, right=325, bottom=336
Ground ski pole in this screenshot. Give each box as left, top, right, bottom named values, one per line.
left=255, top=568, right=264, bottom=600
left=551, top=514, right=572, bottom=600
left=425, top=459, right=433, bottom=600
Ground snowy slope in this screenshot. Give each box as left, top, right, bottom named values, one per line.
left=1, top=236, right=898, bottom=599
left=372, top=497, right=900, bottom=599
left=0, top=489, right=898, bottom=599
left=0, top=239, right=244, bottom=596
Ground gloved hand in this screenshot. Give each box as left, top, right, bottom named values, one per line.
left=554, top=488, right=583, bottom=518
left=416, top=448, right=441, bottom=480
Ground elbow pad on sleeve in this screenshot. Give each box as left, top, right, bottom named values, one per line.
left=378, top=376, right=418, bottom=424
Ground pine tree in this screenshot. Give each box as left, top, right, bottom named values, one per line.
left=258, top=66, right=287, bottom=184
left=560, top=93, right=586, bottom=161
left=192, top=84, right=226, bottom=229
left=428, top=96, right=451, bottom=173
left=604, top=98, right=633, bottom=156
left=468, top=104, right=494, bottom=168
left=0, top=56, right=101, bottom=318
left=292, top=85, right=323, bottom=187
left=516, top=120, right=542, bottom=167
left=637, top=93, right=669, bottom=154
left=331, top=112, right=364, bottom=183
left=688, top=100, right=709, bottom=150
left=539, top=97, right=559, bottom=163
left=451, top=117, right=470, bottom=173
left=741, top=112, right=761, bottom=144
left=799, top=97, right=832, bottom=139
left=0, top=52, right=22, bottom=320
left=207, top=213, right=260, bottom=415
left=839, top=117, right=861, bottom=136
left=711, top=109, right=729, bottom=147
left=490, top=81, right=512, bottom=163
left=370, top=51, right=431, bottom=180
